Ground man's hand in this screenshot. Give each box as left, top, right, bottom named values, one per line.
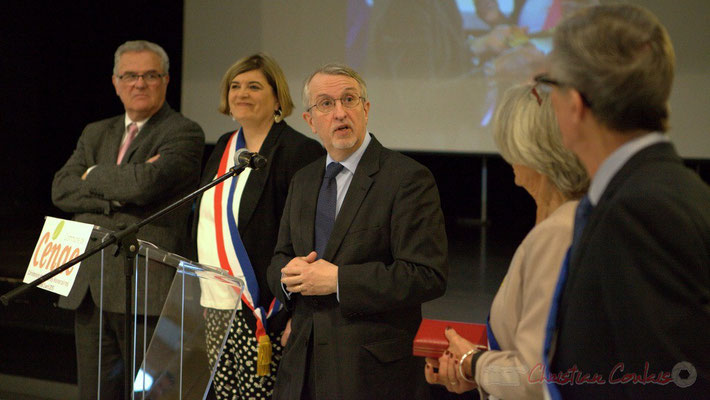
left=81, top=166, right=95, bottom=180
left=281, top=318, right=292, bottom=347
left=281, top=251, right=338, bottom=295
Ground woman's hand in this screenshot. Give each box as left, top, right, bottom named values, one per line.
left=424, top=328, right=479, bottom=393
left=424, top=357, right=441, bottom=384
left=425, top=352, right=477, bottom=394
left=445, top=327, right=476, bottom=359
left=441, top=350, right=478, bottom=393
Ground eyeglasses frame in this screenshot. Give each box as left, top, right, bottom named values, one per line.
left=306, top=95, right=366, bottom=113
left=533, top=74, right=592, bottom=108
left=116, top=71, right=167, bottom=85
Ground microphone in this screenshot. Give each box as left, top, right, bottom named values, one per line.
left=234, top=148, right=267, bottom=170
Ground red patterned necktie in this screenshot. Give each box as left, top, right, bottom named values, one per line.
left=117, top=122, right=138, bottom=164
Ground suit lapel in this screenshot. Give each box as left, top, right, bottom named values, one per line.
left=108, top=117, right=125, bottom=164
left=238, top=122, right=285, bottom=233
left=299, top=162, right=325, bottom=255
left=121, top=103, right=171, bottom=164
left=570, top=142, right=677, bottom=268
left=323, top=137, right=381, bottom=260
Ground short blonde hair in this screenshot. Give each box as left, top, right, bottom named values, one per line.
left=550, top=4, right=675, bottom=132
left=218, top=53, right=294, bottom=120
left=302, top=63, right=368, bottom=109
left=494, top=84, right=589, bottom=199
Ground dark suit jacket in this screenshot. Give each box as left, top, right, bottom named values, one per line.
left=52, top=103, right=205, bottom=315
left=267, top=135, right=448, bottom=400
left=189, top=121, right=324, bottom=331
left=551, top=142, right=710, bottom=398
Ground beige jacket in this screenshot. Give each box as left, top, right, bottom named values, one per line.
left=476, top=201, right=577, bottom=399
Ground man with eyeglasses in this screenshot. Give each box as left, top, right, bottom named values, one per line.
left=540, top=5, right=710, bottom=399
left=52, top=40, right=204, bottom=399
left=266, top=63, right=448, bottom=399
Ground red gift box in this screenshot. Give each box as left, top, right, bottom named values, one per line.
left=413, top=318, right=488, bottom=358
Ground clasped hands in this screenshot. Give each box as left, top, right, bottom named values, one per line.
left=425, top=328, right=479, bottom=394
left=281, top=251, right=338, bottom=296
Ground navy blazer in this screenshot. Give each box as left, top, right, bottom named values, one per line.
left=551, top=142, right=710, bottom=398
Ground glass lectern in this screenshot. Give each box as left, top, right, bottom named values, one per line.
left=91, top=226, right=243, bottom=399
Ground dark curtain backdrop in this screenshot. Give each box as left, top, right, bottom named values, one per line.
left=0, top=1, right=185, bottom=221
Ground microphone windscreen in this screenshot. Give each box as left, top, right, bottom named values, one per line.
left=251, top=154, right=267, bottom=170
left=234, top=148, right=251, bottom=167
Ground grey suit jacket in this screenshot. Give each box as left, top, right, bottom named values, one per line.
left=267, top=135, right=448, bottom=400
left=52, top=103, right=205, bottom=315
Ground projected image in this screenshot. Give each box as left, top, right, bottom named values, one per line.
left=346, top=0, right=598, bottom=135
left=179, top=0, right=710, bottom=156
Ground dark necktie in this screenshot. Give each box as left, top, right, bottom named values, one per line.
left=314, top=162, right=344, bottom=259
left=570, top=195, right=593, bottom=255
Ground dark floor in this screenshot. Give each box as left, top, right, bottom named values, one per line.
left=0, top=215, right=524, bottom=400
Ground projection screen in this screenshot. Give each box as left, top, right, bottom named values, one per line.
left=182, top=0, right=710, bottom=158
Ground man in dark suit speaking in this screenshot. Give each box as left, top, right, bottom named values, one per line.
left=51, top=40, right=204, bottom=399
left=540, top=4, right=710, bottom=399
left=266, top=64, right=448, bottom=399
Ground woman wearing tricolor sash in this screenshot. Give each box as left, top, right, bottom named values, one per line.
left=192, top=53, right=324, bottom=399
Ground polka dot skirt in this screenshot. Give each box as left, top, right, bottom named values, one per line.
left=205, top=308, right=283, bottom=400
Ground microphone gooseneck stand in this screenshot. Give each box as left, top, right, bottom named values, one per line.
left=1, top=150, right=266, bottom=400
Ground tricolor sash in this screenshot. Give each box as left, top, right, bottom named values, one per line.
left=541, top=248, right=572, bottom=400
left=212, top=130, right=282, bottom=375
left=485, top=314, right=502, bottom=351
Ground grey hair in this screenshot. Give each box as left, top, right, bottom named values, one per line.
left=550, top=4, right=674, bottom=133
left=113, top=40, right=170, bottom=76
left=302, top=63, right=368, bottom=109
left=494, top=84, right=589, bottom=199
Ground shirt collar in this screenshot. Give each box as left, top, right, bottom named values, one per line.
left=325, top=132, right=372, bottom=174
left=588, top=132, right=668, bottom=205
left=124, top=114, right=150, bottom=131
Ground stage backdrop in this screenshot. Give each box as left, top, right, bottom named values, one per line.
left=181, top=0, right=710, bottom=158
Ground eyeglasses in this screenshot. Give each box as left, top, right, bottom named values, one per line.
left=117, top=72, right=167, bottom=85
left=533, top=74, right=591, bottom=108
left=307, top=94, right=365, bottom=113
